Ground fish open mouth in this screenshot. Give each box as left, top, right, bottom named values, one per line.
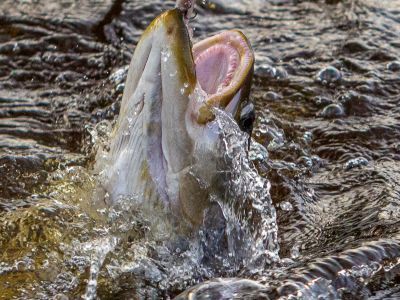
left=194, top=32, right=252, bottom=95
left=192, top=30, right=254, bottom=124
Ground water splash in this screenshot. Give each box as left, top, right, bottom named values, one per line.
left=82, top=236, right=118, bottom=300
left=76, top=106, right=281, bottom=296
left=199, top=108, right=280, bottom=273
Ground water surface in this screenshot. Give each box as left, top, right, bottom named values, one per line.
left=1, top=0, right=400, bottom=299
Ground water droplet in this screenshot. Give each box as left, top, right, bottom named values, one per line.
left=116, top=83, right=125, bottom=93
left=344, top=157, right=368, bottom=170
left=314, top=96, right=333, bottom=107
left=256, top=64, right=288, bottom=80
left=12, top=43, right=20, bottom=53
left=249, top=141, right=268, bottom=161
left=133, top=98, right=144, bottom=116
left=303, top=131, right=313, bottom=143
left=298, top=156, right=313, bottom=168
left=263, top=91, right=282, bottom=101
left=161, top=49, right=171, bottom=63
left=280, top=201, right=293, bottom=211
left=387, top=61, right=400, bottom=72
left=291, top=244, right=300, bottom=259
left=319, top=103, right=345, bottom=118
left=316, top=66, right=342, bottom=84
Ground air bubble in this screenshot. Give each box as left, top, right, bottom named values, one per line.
left=344, top=157, right=368, bottom=170
left=316, top=66, right=342, bottom=85
left=319, top=103, right=345, bottom=118
left=387, top=61, right=400, bottom=71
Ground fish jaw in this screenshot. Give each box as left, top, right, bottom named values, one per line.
left=99, top=9, right=196, bottom=207
left=191, top=30, right=254, bottom=125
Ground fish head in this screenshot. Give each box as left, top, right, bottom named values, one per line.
left=98, top=8, right=255, bottom=227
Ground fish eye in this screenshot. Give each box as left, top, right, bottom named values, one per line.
left=238, top=101, right=255, bottom=136
left=190, top=10, right=198, bottom=20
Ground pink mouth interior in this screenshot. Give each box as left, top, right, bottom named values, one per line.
left=195, top=44, right=239, bottom=95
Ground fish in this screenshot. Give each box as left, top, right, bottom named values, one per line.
left=95, top=0, right=255, bottom=227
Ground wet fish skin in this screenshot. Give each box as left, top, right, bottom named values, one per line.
left=96, top=6, right=255, bottom=227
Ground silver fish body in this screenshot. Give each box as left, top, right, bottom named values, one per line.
left=96, top=7, right=255, bottom=226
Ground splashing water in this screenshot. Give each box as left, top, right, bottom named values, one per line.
left=82, top=236, right=118, bottom=300
left=199, top=108, right=280, bottom=274
left=77, top=107, right=280, bottom=297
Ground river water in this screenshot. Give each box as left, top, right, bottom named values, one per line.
left=1, top=0, right=400, bottom=299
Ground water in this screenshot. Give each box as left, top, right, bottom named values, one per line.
left=1, top=0, right=400, bottom=299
